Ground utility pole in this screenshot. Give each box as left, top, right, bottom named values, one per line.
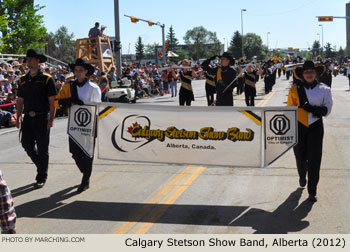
left=241, top=9, right=247, bottom=57
left=346, top=2, right=350, bottom=55
left=161, top=24, right=166, bottom=64
left=114, top=0, right=122, bottom=75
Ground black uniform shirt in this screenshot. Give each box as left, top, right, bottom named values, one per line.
left=17, top=71, right=57, bottom=113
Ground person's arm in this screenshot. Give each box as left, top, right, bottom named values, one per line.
left=201, top=56, right=218, bottom=75
left=48, top=96, right=56, bottom=129
left=15, top=97, right=23, bottom=129
left=92, top=87, right=102, bottom=103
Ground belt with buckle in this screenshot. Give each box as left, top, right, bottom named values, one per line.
left=26, top=111, right=47, bottom=117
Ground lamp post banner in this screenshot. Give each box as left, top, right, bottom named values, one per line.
left=96, top=104, right=297, bottom=167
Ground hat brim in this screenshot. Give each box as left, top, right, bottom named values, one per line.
left=27, top=55, right=47, bottom=63
left=300, top=66, right=324, bottom=76
left=69, top=63, right=95, bottom=76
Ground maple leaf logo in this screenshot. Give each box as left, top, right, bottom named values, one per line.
left=128, top=122, right=140, bottom=134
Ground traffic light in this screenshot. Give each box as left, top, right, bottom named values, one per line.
left=165, top=40, right=168, bottom=52
left=130, top=16, right=139, bottom=23
left=158, top=50, right=162, bottom=58
left=318, top=16, right=333, bottom=22
left=148, top=21, right=156, bottom=26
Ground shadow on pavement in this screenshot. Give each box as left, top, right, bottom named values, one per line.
left=15, top=187, right=314, bottom=233
left=11, top=183, right=35, bottom=198
left=230, top=188, right=315, bottom=233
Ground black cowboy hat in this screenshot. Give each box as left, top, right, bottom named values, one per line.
left=219, top=52, right=235, bottom=65
left=69, top=58, right=95, bottom=76
left=296, top=60, right=323, bottom=78
left=26, top=49, right=47, bottom=63
left=302, top=60, right=316, bottom=71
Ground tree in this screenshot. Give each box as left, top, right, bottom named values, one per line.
left=135, top=36, right=144, bottom=61
left=176, top=49, right=188, bottom=61
left=43, top=26, right=75, bottom=63
left=0, top=14, right=15, bottom=52
left=243, top=33, right=268, bottom=60
left=0, top=0, right=47, bottom=53
left=183, top=26, right=221, bottom=60
left=311, top=40, right=321, bottom=58
left=324, top=42, right=334, bottom=58
left=166, top=25, right=179, bottom=52
left=144, top=42, right=159, bottom=58
left=228, top=31, right=242, bottom=59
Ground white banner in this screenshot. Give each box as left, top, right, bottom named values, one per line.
left=264, top=110, right=298, bottom=165
left=97, top=104, right=297, bottom=167
left=68, top=105, right=97, bottom=158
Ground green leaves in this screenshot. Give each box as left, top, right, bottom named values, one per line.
left=228, top=31, right=268, bottom=60
left=135, top=36, right=144, bottom=61
left=43, top=26, right=75, bottom=63
left=183, top=26, right=221, bottom=60
left=0, top=1, right=47, bottom=54
left=166, top=25, right=179, bottom=53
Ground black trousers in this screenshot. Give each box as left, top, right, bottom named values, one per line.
left=21, top=115, right=50, bottom=183
left=179, top=91, right=193, bottom=106
left=205, top=84, right=216, bottom=106
left=293, top=119, right=324, bottom=196
left=69, top=137, right=93, bottom=185
left=244, top=85, right=256, bottom=106
left=286, top=71, right=291, bottom=80
left=264, top=77, right=272, bottom=94
left=348, top=75, right=350, bottom=89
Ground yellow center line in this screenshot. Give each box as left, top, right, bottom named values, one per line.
left=114, top=165, right=195, bottom=234
left=258, top=91, right=275, bottom=107
left=132, top=166, right=207, bottom=234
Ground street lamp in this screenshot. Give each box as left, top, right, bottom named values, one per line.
left=267, top=32, right=270, bottom=52
left=319, top=24, right=324, bottom=56
left=241, top=9, right=247, bottom=57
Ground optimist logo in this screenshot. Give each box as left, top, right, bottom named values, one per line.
left=270, top=115, right=290, bottom=135
left=74, top=108, right=92, bottom=127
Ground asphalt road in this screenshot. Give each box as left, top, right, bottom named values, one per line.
left=1, top=73, right=349, bottom=234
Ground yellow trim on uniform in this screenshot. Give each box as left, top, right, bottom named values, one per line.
left=240, top=110, right=262, bottom=126
left=217, top=68, right=222, bottom=83
left=287, top=85, right=308, bottom=127
left=54, top=83, right=72, bottom=109
left=43, top=73, right=52, bottom=85
left=98, top=106, right=117, bottom=120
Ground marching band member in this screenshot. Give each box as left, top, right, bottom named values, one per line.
left=287, top=60, right=333, bottom=202
left=243, top=64, right=261, bottom=106
left=319, top=59, right=333, bottom=88
left=236, top=58, right=245, bottom=95
left=263, top=60, right=274, bottom=94
left=201, top=52, right=237, bottom=106
left=204, top=71, right=216, bottom=106
left=55, top=58, right=101, bottom=193
left=178, top=59, right=196, bottom=106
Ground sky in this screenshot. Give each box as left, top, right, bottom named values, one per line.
left=34, top=0, right=350, bottom=54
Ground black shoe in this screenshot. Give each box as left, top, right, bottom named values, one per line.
left=308, top=195, right=317, bottom=202
left=77, top=183, right=89, bottom=193
left=33, top=182, right=45, bottom=189
left=299, top=178, right=307, bottom=187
